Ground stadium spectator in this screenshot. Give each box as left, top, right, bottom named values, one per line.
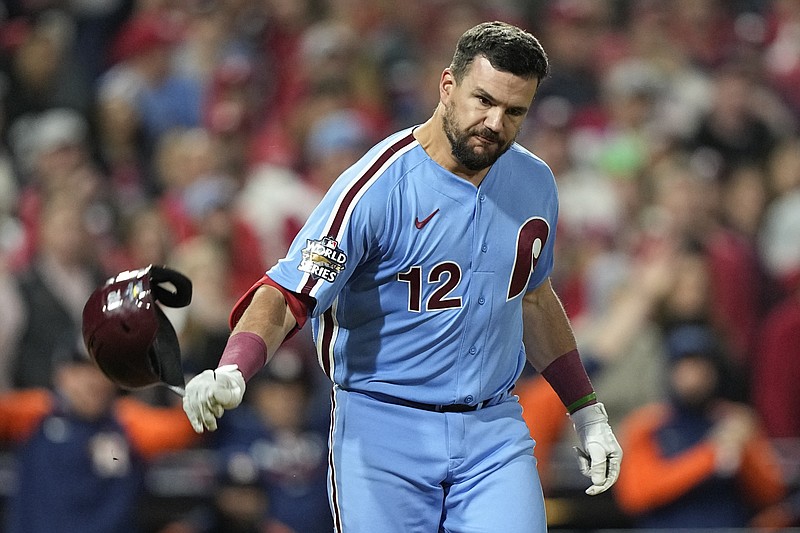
left=645, top=155, right=766, bottom=371
left=7, top=193, right=106, bottom=389
left=153, top=127, right=215, bottom=241
left=684, top=61, right=783, bottom=173
left=763, top=0, right=800, bottom=120
left=7, top=108, right=114, bottom=270
left=107, top=204, right=174, bottom=275
left=174, top=449, right=295, bottom=533
left=167, top=232, right=238, bottom=376
left=706, top=162, right=776, bottom=364
left=236, top=107, right=373, bottom=270
left=235, top=162, right=320, bottom=269
left=614, top=324, right=787, bottom=528
left=95, top=65, right=153, bottom=206
left=752, top=188, right=800, bottom=440
left=179, top=174, right=267, bottom=299
left=533, top=0, right=609, bottom=121
left=0, top=351, right=198, bottom=533
left=196, top=348, right=332, bottom=533
left=150, top=127, right=266, bottom=300
left=752, top=276, right=800, bottom=440
left=0, top=12, right=93, bottom=140
left=203, top=54, right=260, bottom=184
left=101, top=11, right=203, bottom=185
left=0, top=254, right=23, bottom=393
left=302, top=108, right=374, bottom=194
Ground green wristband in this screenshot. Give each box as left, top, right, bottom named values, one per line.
left=567, top=392, right=597, bottom=414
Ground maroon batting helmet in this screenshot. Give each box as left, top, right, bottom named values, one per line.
left=81, top=265, right=192, bottom=389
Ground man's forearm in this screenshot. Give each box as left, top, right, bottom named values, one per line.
left=522, top=278, right=596, bottom=414
left=232, top=284, right=298, bottom=357
left=217, top=284, right=299, bottom=381
left=522, top=278, right=578, bottom=372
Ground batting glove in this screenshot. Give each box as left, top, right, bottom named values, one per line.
left=569, top=402, right=623, bottom=496
left=183, top=364, right=246, bottom=433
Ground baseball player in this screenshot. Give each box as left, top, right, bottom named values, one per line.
left=183, top=21, right=622, bottom=532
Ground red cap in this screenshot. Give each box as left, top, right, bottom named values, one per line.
left=111, top=14, right=183, bottom=64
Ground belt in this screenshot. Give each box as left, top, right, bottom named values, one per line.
left=405, top=398, right=491, bottom=412
left=360, top=391, right=495, bottom=413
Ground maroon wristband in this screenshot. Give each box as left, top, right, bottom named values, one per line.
left=218, top=332, right=268, bottom=382
left=540, top=349, right=597, bottom=414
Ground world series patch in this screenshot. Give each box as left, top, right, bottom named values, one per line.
left=299, top=236, right=347, bottom=282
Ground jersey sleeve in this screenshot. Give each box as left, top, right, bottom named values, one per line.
left=267, top=141, right=404, bottom=317
left=267, top=184, right=374, bottom=316
left=228, top=274, right=312, bottom=336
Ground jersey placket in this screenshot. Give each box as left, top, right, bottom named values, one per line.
left=454, top=186, right=495, bottom=406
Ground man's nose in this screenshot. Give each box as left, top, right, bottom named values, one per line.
left=484, top=108, right=503, bottom=132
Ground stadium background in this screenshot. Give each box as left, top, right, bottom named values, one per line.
left=0, top=0, right=799, bottom=531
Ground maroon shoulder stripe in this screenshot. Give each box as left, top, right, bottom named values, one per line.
left=301, top=132, right=416, bottom=296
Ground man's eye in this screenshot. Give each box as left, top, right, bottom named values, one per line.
left=477, top=96, right=490, bottom=106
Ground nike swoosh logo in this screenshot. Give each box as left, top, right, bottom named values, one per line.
left=414, top=209, right=440, bottom=229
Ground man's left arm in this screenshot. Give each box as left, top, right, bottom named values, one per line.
left=522, top=278, right=623, bottom=495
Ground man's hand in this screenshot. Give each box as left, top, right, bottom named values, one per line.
left=570, top=402, right=623, bottom=495
left=182, top=364, right=246, bottom=433
left=708, top=402, right=757, bottom=476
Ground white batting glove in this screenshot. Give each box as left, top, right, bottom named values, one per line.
left=569, top=402, right=623, bottom=496
left=183, top=364, right=246, bottom=433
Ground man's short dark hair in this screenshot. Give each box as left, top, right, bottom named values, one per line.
left=450, top=21, right=550, bottom=83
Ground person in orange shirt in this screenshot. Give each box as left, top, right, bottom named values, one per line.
left=613, top=324, right=787, bottom=529
left=0, top=351, right=198, bottom=533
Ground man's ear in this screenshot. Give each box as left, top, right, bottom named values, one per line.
left=440, top=68, right=456, bottom=102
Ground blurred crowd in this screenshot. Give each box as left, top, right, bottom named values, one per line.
left=0, top=0, right=799, bottom=531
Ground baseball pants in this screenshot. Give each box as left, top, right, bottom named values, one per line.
left=327, top=386, right=547, bottom=532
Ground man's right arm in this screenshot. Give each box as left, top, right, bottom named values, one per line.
left=182, top=282, right=303, bottom=433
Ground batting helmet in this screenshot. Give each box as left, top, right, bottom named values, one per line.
left=81, top=265, right=192, bottom=390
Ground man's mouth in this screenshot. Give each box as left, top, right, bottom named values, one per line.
left=474, top=133, right=499, bottom=145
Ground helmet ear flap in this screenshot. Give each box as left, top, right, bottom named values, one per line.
left=151, top=305, right=186, bottom=388
left=149, top=265, right=192, bottom=308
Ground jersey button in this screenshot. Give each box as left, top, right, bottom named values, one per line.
left=481, top=244, right=487, bottom=252
left=479, top=194, right=486, bottom=202
left=478, top=297, right=485, bottom=305
left=469, top=346, right=477, bottom=355
left=465, top=395, right=474, bottom=403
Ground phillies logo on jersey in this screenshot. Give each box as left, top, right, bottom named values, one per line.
left=299, top=236, right=347, bottom=282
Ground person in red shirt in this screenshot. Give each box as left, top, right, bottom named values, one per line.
left=752, top=284, right=800, bottom=439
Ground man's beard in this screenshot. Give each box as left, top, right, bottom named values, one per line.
left=442, top=101, right=515, bottom=172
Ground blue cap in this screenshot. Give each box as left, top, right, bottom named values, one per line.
left=664, top=324, right=719, bottom=362
left=306, top=110, right=369, bottom=162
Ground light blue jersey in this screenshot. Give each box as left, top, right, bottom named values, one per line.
left=267, top=127, right=558, bottom=407
left=267, top=127, right=556, bottom=533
